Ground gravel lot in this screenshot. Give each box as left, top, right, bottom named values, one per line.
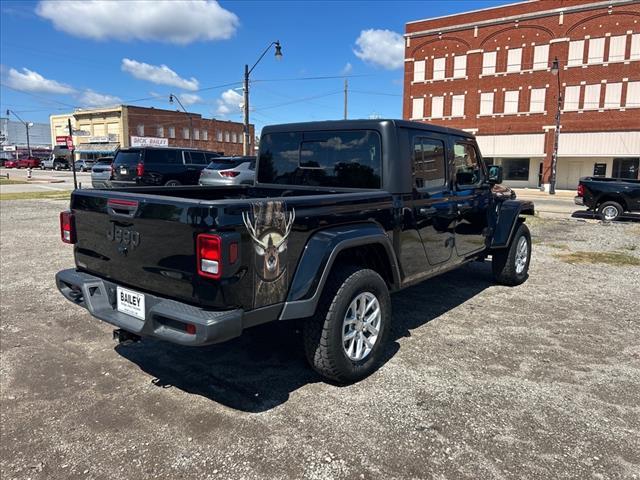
left=1, top=199, right=639, bottom=480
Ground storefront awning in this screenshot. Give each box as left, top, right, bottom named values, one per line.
left=75, top=142, right=119, bottom=154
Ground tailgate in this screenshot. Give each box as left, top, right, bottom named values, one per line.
left=71, top=191, right=218, bottom=306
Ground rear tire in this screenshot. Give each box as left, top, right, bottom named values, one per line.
left=598, top=201, right=623, bottom=222
left=164, top=179, right=181, bottom=187
left=492, top=223, right=531, bottom=286
left=302, top=265, right=391, bottom=384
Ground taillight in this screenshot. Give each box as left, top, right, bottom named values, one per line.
left=197, top=234, right=222, bottom=279
left=136, top=162, right=144, bottom=177
left=577, top=184, right=584, bottom=197
left=60, top=211, right=76, bottom=244
left=219, top=170, right=240, bottom=178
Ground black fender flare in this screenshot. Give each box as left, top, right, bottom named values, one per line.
left=279, top=223, right=400, bottom=320
left=491, top=200, right=535, bottom=249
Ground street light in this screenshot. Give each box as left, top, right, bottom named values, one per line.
left=6, top=109, right=32, bottom=157
left=169, top=94, right=193, bottom=148
left=549, top=56, right=562, bottom=195
left=243, top=40, right=282, bottom=155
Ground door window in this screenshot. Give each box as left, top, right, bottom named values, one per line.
left=453, top=142, right=483, bottom=187
left=187, top=151, right=207, bottom=165
left=412, top=137, right=446, bottom=189
left=145, top=149, right=181, bottom=164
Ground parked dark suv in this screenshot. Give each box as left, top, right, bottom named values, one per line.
left=110, top=147, right=222, bottom=187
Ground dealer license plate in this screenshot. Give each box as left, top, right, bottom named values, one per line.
left=116, top=286, right=145, bottom=320
left=120, top=167, right=128, bottom=175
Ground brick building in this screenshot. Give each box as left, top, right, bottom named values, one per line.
left=404, top=0, right=640, bottom=189
left=51, top=105, right=253, bottom=162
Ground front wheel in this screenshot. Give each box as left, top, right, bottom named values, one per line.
left=303, top=265, right=391, bottom=384
left=492, top=223, right=531, bottom=286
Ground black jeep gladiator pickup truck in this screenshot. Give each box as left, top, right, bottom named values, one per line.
left=575, top=176, right=640, bottom=221
left=56, top=120, right=534, bottom=383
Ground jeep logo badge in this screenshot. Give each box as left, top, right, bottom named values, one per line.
left=108, top=223, right=140, bottom=251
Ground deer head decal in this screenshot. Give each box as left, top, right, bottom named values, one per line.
left=242, top=203, right=295, bottom=282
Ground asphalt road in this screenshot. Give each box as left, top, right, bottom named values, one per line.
left=0, top=168, right=92, bottom=193
left=1, top=200, right=639, bottom=480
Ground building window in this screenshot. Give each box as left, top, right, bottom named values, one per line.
left=168, top=127, right=175, bottom=139
left=583, top=84, right=601, bottom=110
left=202, top=130, right=208, bottom=141
left=533, top=44, right=549, bottom=70
left=482, top=51, right=496, bottom=75
left=413, top=60, right=425, bottom=82
left=412, top=137, right=446, bottom=189
left=568, top=40, right=584, bottom=66
left=224, top=131, right=230, bottom=142
left=231, top=132, right=237, bottom=143
left=453, top=55, right=466, bottom=78
left=612, top=158, right=639, bottom=179
left=506, top=48, right=522, bottom=72
left=431, top=96, right=444, bottom=118
left=631, top=34, right=640, bottom=61
left=529, top=88, right=546, bottom=113
left=157, top=126, right=164, bottom=137
left=451, top=94, right=465, bottom=117
left=217, top=130, right=223, bottom=142
left=626, top=81, right=640, bottom=108
left=432, top=57, right=446, bottom=80
left=480, top=92, right=494, bottom=115
left=183, top=127, right=190, bottom=139
left=502, top=158, right=530, bottom=181
left=564, top=86, right=580, bottom=111
left=194, top=129, right=200, bottom=140
left=504, top=90, right=519, bottom=114
left=411, top=97, right=424, bottom=119
left=237, top=132, right=243, bottom=143
left=136, top=124, right=144, bottom=136
left=608, top=35, right=627, bottom=62
left=587, top=37, right=605, bottom=64
left=604, top=82, right=622, bottom=109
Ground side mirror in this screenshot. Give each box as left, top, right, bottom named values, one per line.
left=488, top=165, right=503, bottom=185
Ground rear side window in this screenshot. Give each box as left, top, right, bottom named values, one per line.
left=113, top=150, right=141, bottom=166
left=258, top=130, right=381, bottom=189
left=453, top=142, right=483, bottom=187
left=187, top=151, right=207, bottom=165
left=413, top=137, right=446, bottom=189
left=145, top=149, right=181, bottom=165
left=205, top=152, right=221, bottom=162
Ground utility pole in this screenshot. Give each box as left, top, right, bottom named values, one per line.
left=68, top=118, right=77, bottom=189
left=344, top=78, right=348, bottom=120
left=169, top=94, right=193, bottom=148
left=5, top=109, right=32, bottom=157
left=549, top=57, right=562, bottom=195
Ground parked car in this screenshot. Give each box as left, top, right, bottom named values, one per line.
left=576, top=176, right=640, bottom=221
left=41, top=155, right=70, bottom=170
left=199, top=156, right=256, bottom=186
left=56, top=119, right=535, bottom=384
left=17, top=157, right=41, bottom=169
left=74, top=159, right=96, bottom=172
left=110, top=147, right=221, bottom=187
left=91, top=157, right=114, bottom=189
left=3, top=159, right=19, bottom=168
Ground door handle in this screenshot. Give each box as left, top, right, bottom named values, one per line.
left=419, top=207, right=437, bottom=216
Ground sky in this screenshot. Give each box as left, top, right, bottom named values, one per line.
left=0, top=0, right=505, bottom=135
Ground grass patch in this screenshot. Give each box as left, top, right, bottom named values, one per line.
left=0, top=178, right=28, bottom=185
left=556, top=251, right=640, bottom=267
left=0, top=190, right=71, bottom=201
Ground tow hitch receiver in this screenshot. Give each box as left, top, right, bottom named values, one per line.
left=113, top=329, right=141, bottom=345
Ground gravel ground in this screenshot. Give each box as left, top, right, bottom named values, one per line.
left=1, top=199, right=639, bottom=480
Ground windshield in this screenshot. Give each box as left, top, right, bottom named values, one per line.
left=114, top=150, right=142, bottom=167
left=207, top=159, right=243, bottom=170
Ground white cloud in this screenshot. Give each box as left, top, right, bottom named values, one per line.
left=77, top=89, right=121, bottom=107
left=353, top=29, right=404, bottom=70
left=341, top=62, right=353, bottom=75
left=178, top=93, right=203, bottom=106
left=6, top=67, right=75, bottom=94
left=36, top=0, right=239, bottom=45
left=121, top=58, right=199, bottom=91
left=216, top=89, right=242, bottom=116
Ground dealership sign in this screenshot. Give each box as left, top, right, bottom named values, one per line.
left=56, top=135, right=71, bottom=145
left=130, top=136, right=168, bottom=148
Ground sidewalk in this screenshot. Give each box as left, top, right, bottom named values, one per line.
left=513, top=188, right=575, bottom=198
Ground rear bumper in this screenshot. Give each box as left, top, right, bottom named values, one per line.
left=55, top=269, right=243, bottom=346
